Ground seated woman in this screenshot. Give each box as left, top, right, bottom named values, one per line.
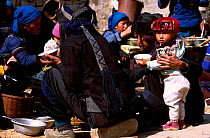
left=0, top=5, right=44, bottom=95
left=39, top=3, right=139, bottom=137
left=103, top=12, right=132, bottom=68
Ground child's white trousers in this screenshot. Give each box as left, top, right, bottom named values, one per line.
left=163, top=75, right=190, bottom=121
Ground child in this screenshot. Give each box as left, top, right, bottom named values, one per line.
left=33, top=23, right=60, bottom=80
left=136, top=17, right=190, bottom=131
left=103, top=12, right=132, bottom=68
left=41, top=23, right=60, bottom=57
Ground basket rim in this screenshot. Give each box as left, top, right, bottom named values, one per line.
left=1, top=93, right=33, bottom=99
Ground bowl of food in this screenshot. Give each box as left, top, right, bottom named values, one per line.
left=184, top=38, right=195, bottom=46
left=121, top=45, right=140, bottom=55
left=134, top=54, right=152, bottom=64
left=194, top=38, right=207, bottom=46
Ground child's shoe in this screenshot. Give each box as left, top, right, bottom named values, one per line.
left=179, top=120, right=186, bottom=129
left=162, top=121, right=179, bottom=131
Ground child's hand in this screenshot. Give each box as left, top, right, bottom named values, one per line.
left=120, top=25, right=132, bottom=38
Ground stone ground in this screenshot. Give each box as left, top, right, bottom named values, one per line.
left=1, top=92, right=210, bottom=138
left=1, top=105, right=210, bottom=138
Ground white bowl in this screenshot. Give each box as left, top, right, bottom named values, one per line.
left=134, top=54, right=152, bottom=63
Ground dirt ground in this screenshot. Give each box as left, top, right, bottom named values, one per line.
left=1, top=105, right=210, bottom=138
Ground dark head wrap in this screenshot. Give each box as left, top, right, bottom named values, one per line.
left=56, top=2, right=99, bottom=43
left=12, top=5, right=41, bottom=34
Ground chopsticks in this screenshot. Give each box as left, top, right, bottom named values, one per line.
left=197, top=37, right=210, bottom=46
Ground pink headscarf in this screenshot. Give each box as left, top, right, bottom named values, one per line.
left=52, top=23, right=60, bottom=38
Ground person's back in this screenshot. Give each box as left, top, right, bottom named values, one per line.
left=40, top=4, right=138, bottom=137
left=158, top=0, right=209, bottom=37
left=60, top=32, right=136, bottom=110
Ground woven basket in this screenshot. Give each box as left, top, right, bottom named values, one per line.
left=2, top=93, right=33, bottom=118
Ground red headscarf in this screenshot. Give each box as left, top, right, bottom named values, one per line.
left=151, top=17, right=180, bottom=33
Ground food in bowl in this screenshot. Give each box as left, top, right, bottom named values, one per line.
left=184, top=39, right=195, bottom=46
left=184, top=37, right=207, bottom=46
left=134, top=54, right=152, bottom=65
left=121, top=45, right=140, bottom=54
left=194, top=38, right=207, bottom=46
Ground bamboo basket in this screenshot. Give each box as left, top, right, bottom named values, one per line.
left=2, top=93, right=33, bottom=118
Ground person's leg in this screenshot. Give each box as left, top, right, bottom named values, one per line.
left=41, top=68, right=88, bottom=122
left=163, top=77, right=180, bottom=122
left=41, top=68, right=88, bottom=137
left=163, top=76, right=189, bottom=130
left=179, top=77, right=189, bottom=129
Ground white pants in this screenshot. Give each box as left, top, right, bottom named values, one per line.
left=163, top=75, right=190, bottom=121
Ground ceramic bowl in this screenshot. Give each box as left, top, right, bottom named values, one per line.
left=134, top=54, right=152, bottom=63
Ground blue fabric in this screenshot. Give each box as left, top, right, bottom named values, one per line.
left=6, top=1, right=14, bottom=9
left=64, top=20, right=94, bottom=36
left=12, top=5, right=41, bottom=34
left=55, top=121, right=69, bottom=127
left=202, top=43, right=210, bottom=71
left=0, top=35, right=37, bottom=66
left=108, top=12, right=128, bottom=30
left=158, top=0, right=208, bottom=28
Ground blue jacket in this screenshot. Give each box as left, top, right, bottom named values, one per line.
left=158, top=0, right=209, bottom=28
left=0, top=35, right=37, bottom=66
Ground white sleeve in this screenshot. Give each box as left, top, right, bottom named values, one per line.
left=147, top=60, right=162, bottom=70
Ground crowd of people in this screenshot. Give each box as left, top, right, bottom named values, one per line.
left=0, top=0, right=209, bottom=137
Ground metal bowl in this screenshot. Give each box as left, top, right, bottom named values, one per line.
left=12, top=118, right=46, bottom=136
left=36, top=116, right=55, bottom=129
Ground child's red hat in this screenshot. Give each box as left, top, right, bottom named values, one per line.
left=151, top=17, right=180, bottom=33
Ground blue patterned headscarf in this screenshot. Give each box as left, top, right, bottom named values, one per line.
left=108, top=12, right=128, bottom=30
left=12, top=5, right=41, bottom=34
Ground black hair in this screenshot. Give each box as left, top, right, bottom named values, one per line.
left=132, top=12, right=163, bottom=36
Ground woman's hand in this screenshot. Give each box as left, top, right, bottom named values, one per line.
left=40, top=54, right=61, bottom=67
left=157, top=52, right=188, bottom=70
